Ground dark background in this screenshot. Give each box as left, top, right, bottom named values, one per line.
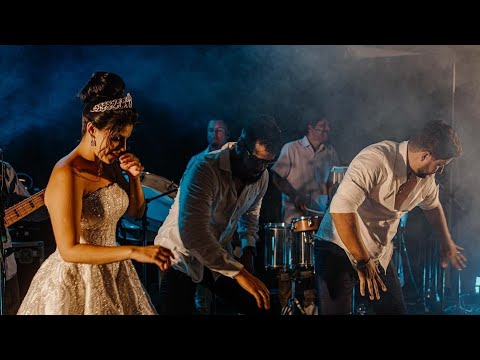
left=2, top=45, right=479, bottom=309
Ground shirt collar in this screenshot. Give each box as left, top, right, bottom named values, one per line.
left=393, top=141, right=408, bottom=178
left=300, top=136, right=326, bottom=152
left=218, top=141, right=236, bottom=173
left=300, top=136, right=310, bottom=148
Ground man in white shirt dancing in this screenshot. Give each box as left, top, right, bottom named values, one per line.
left=314, top=120, right=466, bottom=314
left=155, top=117, right=282, bottom=315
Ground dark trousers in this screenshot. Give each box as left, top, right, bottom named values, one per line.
left=157, top=267, right=268, bottom=315
left=314, top=241, right=407, bottom=315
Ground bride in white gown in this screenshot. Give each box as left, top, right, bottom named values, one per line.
left=18, top=72, right=174, bottom=315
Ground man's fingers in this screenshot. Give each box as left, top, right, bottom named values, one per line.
left=359, top=276, right=366, bottom=297
left=378, top=275, right=387, bottom=292
left=366, top=277, right=374, bottom=300
left=372, top=278, right=380, bottom=300
left=261, top=286, right=271, bottom=310
left=253, top=292, right=262, bottom=309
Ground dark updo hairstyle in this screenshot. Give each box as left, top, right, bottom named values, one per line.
left=78, top=72, right=139, bottom=176
left=79, top=72, right=139, bottom=158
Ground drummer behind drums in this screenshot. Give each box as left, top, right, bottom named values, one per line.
left=271, top=113, right=340, bottom=310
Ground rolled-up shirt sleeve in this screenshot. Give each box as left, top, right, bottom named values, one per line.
left=179, top=160, right=243, bottom=277
left=238, top=173, right=269, bottom=249
left=330, top=153, right=383, bottom=213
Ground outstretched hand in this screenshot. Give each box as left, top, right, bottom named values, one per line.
left=357, top=260, right=387, bottom=301
left=235, top=268, right=270, bottom=310
left=131, top=245, right=175, bottom=271
left=441, top=241, right=467, bottom=271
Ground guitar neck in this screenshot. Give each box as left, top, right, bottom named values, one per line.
left=4, top=189, right=46, bottom=228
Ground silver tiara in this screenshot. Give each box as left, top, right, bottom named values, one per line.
left=91, top=93, right=133, bottom=112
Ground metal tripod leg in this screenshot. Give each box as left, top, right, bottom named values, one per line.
left=280, top=274, right=306, bottom=315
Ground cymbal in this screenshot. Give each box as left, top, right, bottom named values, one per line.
left=140, top=172, right=178, bottom=200
left=140, top=172, right=179, bottom=231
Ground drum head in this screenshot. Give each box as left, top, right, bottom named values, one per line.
left=291, top=216, right=322, bottom=232
left=263, top=222, right=291, bottom=229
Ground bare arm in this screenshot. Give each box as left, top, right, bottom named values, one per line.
left=234, top=267, right=270, bottom=310
left=331, top=212, right=369, bottom=262
left=331, top=212, right=387, bottom=300
left=271, top=171, right=307, bottom=211
left=45, top=165, right=172, bottom=269
left=118, top=153, right=146, bottom=219
left=328, top=152, right=388, bottom=300
left=422, top=203, right=466, bottom=271
left=271, top=171, right=296, bottom=199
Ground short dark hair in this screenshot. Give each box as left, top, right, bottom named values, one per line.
left=240, top=115, right=283, bottom=155
left=303, top=109, right=328, bottom=133
left=409, top=120, right=462, bottom=160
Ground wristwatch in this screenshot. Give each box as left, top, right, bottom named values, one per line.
left=356, top=258, right=371, bottom=272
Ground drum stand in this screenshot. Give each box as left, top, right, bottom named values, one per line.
left=280, top=268, right=316, bottom=315
left=281, top=270, right=306, bottom=315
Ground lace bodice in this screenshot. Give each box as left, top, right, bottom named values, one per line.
left=80, top=183, right=129, bottom=246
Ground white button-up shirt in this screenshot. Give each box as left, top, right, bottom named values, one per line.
left=154, top=142, right=268, bottom=282
left=316, top=140, right=440, bottom=271
left=272, top=136, right=339, bottom=222
left=186, top=146, right=214, bottom=170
